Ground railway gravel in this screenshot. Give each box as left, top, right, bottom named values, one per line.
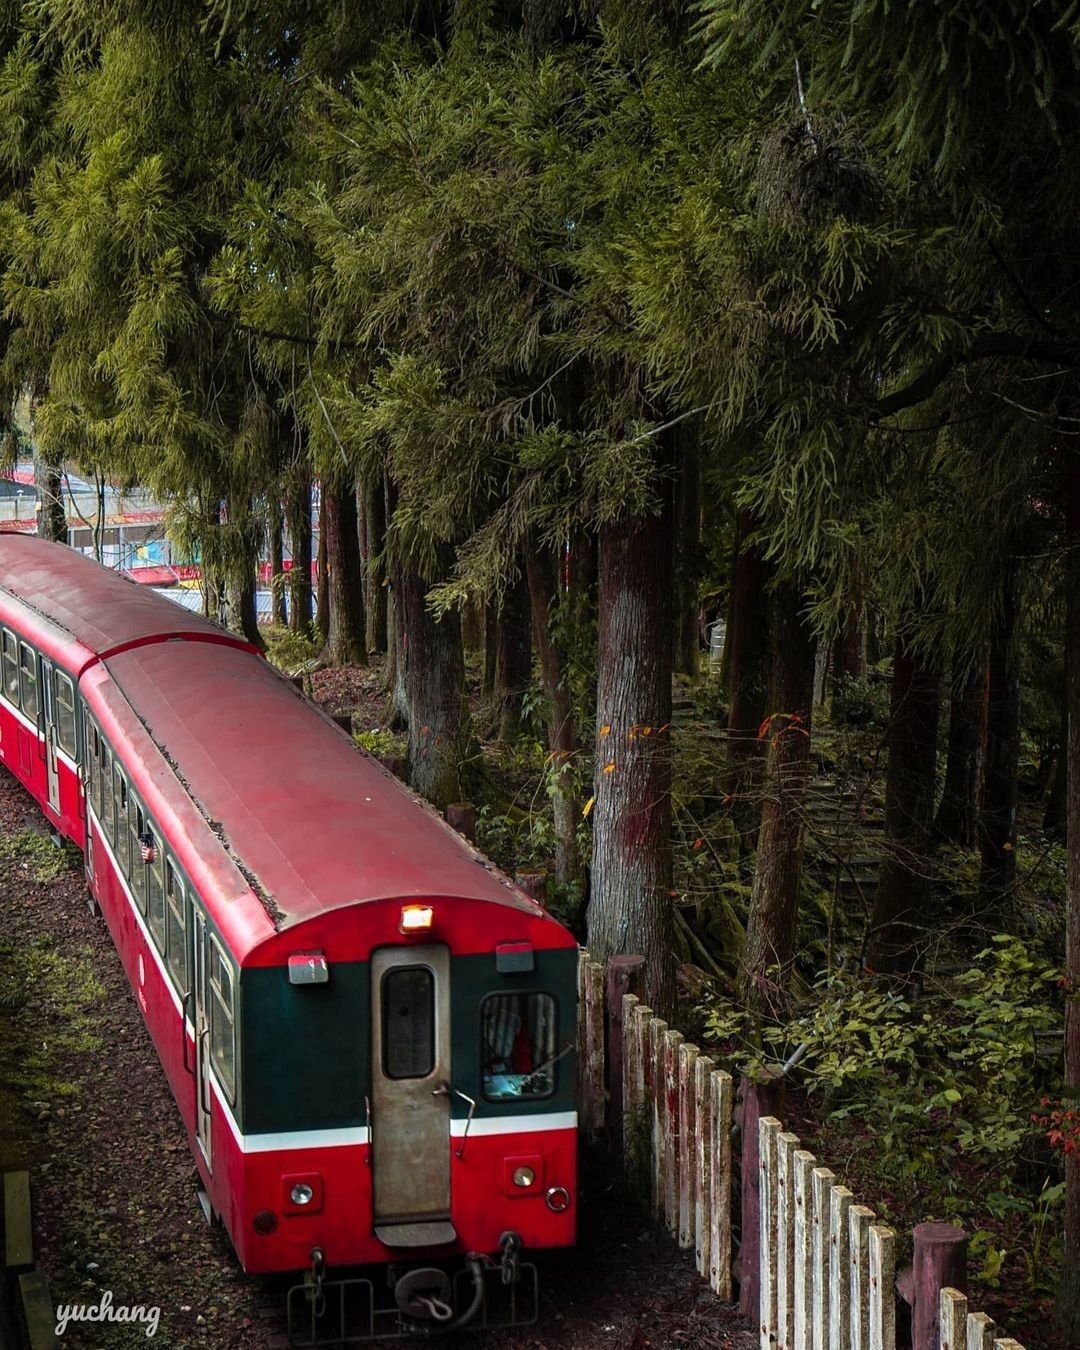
left=0, top=764, right=754, bottom=1350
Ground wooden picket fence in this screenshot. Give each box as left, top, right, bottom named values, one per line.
left=576, top=952, right=1027, bottom=1350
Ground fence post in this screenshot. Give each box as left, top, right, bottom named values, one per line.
left=912, top=1223, right=967, bottom=1350
left=828, top=1185, right=854, bottom=1350
left=793, top=1149, right=817, bottom=1350
left=811, top=1167, right=837, bottom=1350
left=776, top=1131, right=799, bottom=1350
left=965, top=1313, right=996, bottom=1350
left=606, top=955, right=645, bottom=1152
left=622, top=997, right=648, bottom=1169
left=662, top=1028, right=685, bottom=1235
left=694, top=1055, right=716, bottom=1280
left=868, top=1226, right=896, bottom=1350
left=648, top=1018, right=669, bottom=1217
left=739, top=1069, right=787, bottom=1318
left=678, top=1042, right=700, bottom=1249
left=582, top=957, right=606, bottom=1142
left=939, top=1288, right=967, bottom=1350
left=710, top=1068, right=734, bottom=1301
left=848, top=1204, right=876, bottom=1350
left=759, top=1117, right=781, bottom=1350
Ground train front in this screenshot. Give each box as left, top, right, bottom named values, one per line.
left=232, top=891, right=579, bottom=1340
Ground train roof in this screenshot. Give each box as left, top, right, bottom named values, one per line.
left=0, top=532, right=235, bottom=662
left=102, top=639, right=549, bottom=933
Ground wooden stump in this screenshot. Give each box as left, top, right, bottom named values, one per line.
left=514, top=868, right=548, bottom=903
left=912, top=1222, right=967, bottom=1350
left=445, top=802, right=476, bottom=842
left=606, top=956, right=645, bottom=1150
left=739, top=1069, right=787, bottom=1318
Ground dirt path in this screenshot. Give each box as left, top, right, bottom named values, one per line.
left=0, top=766, right=754, bottom=1350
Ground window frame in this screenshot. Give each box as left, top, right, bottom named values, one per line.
left=113, top=763, right=130, bottom=876
left=55, top=670, right=77, bottom=759
left=479, top=990, right=559, bottom=1104
left=146, top=826, right=166, bottom=951
left=381, top=965, right=436, bottom=1081
left=1, top=629, right=18, bottom=706
left=18, top=642, right=38, bottom=723
left=208, top=936, right=236, bottom=1102
left=165, top=859, right=189, bottom=995
left=128, top=797, right=148, bottom=913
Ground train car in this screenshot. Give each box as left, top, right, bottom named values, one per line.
left=0, top=533, right=578, bottom=1338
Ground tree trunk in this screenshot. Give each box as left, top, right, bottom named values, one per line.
left=979, top=559, right=1021, bottom=911
left=483, top=604, right=498, bottom=697
left=401, top=550, right=469, bottom=811
left=286, top=470, right=313, bottom=637
left=320, top=480, right=367, bottom=667
left=867, top=631, right=940, bottom=974
left=837, top=597, right=866, bottom=678
left=934, top=652, right=985, bottom=849
left=363, top=478, right=388, bottom=654
left=495, top=563, right=532, bottom=742
left=315, top=494, right=329, bottom=645
left=383, top=474, right=408, bottom=730
left=738, top=579, right=816, bottom=1017
left=673, top=440, right=701, bottom=677
left=1045, top=731, right=1068, bottom=838
left=725, top=510, right=773, bottom=847
left=35, top=449, right=68, bottom=545
left=586, top=492, right=676, bottom=1019
left=526, top=541, right=580, bottom=892
left=269, top=498, right=288, bottom=626
left=1059, top=453, right=1080, bottom=1343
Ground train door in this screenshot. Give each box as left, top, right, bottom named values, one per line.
left=39, top=657, right=60, bottom=816
left=370, top=945, right=452, bottom=1246
left=192, top=911, right=212, bottom=1168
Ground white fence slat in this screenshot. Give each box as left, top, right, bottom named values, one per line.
left=992, top=1342, right=1025, bottom=1350
left=759, top=1117, right=782, bottom=1350
left=793, top=1149, right=817, bottom=1350
left=868, top=1226, right=895, bottom=1350
left=583, top=957, right=606, bottom=1141
left=648, top=1017, right=668, bottom=1217
left=710, top=1068, right=733, bottom=1301
left=828, top=1186, right=853, bottom=1350
left=694, top=1055, right=715, bottom=1280
left=662, top=1028, right=684, bottom=1235
left=811, top=1167, right=836, bottom=1350
left=776, top=1131, right=800, bottom=1350
left=848, top=1204, right=875, bottom=1350
left=940, top=1288, right=967, bottom=1350
left=678, top=1042, right=699, bottom=1249
left=966, top=1313, right=996, bottom=1350
left=621, top=993, right=641, bottom=1161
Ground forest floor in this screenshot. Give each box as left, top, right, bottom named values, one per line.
left=0, top=762, right=755, bottom=1349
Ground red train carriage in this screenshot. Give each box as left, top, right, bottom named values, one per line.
left=0, top=533, right=578, bottom=1337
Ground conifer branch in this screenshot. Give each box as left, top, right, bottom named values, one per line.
left=873, top=334, right=1078, bottom=420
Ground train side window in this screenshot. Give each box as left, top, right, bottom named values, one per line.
left=99, top=744, right=112, bottom=837
left=147, top=830, right=166, bottom=950
left=55, top=672, right=76, bottom=758
left=128, top=801, right=147, bottom=913
left=165, top=862, right=188, bottom=994
left=481, top=992, right=558, bottom=1101
left=209, top=939, right=236, bottom=1101
left=1, top=630, right=18, bottom=705
left=18, top=643, right=37, bottom=722
left=382, top=967, right=435, bottom=1080
left=114, top=766, right=130, bottom=876
left=86, top=719, right=99, bottom=805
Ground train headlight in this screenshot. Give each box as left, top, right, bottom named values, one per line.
left=512, top=1166, right=535, bottom=1189
left=290, top=1183, right=315, bottom=1206
left=400, top=904, right=434, bottom=933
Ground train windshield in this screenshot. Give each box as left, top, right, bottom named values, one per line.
left=481, top=992, right=557, bottom=1100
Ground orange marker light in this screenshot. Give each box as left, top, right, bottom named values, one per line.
left=400, top=904, right=434, bottom=934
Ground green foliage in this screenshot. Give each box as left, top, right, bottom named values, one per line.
left=262, top=624, right=318, bottom=672
left=0, top=830, right=81, bottom=883
left=701, top=937, right=1064, bottom=1165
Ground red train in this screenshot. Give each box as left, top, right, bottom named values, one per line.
left=0, top=533, right=578, bottom=1338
